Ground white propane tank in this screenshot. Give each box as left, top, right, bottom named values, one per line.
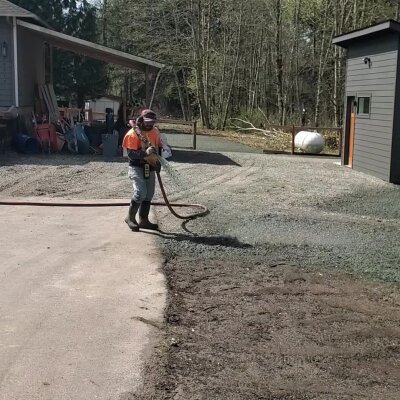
left=294, top=131, right=325, bottom=154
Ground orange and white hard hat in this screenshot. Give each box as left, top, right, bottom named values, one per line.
left=140, top=109, right=157, bottom=123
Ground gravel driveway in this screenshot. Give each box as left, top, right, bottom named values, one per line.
left=1, top=143, right=399, bottom=399
left=158, top=150, right=400, bottom=282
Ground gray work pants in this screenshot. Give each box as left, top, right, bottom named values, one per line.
left=128, top=166, right=156, bottom=203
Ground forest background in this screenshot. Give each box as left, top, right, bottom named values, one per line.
left=12, top=0, right=400, bottom=128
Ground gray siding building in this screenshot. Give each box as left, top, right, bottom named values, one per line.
left=0, top=0, right=46, bottom=114
left=333, top=20, right=400, bottom=184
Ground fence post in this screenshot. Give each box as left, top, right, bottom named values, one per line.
left=193, top=120, right=197, bottom=150
left=291, top=125, right=296, bottom=155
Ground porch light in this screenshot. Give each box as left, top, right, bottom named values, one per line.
left=1, top=42, right=7, bottom=58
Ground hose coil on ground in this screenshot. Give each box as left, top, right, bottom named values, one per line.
left=0, top=172, right=209, bottom=221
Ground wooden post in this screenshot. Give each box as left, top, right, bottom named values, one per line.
left=145, top=66, right=151, bottom=108
left=0, top=124, right=7, bottom=154
left=122, top=90, right=126, bottom=125
left=291, top=124, right=296, bottom=155
left=122, top=101, right=127, bottom=125
left=12, top=17, right=19, bottom=107
left=193, top=120, right=197, bottom=150
left=122, top=77, right=128, bottom=124
left=338, top=127, right=343, bottom=158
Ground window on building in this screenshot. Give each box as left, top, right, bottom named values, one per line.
left=357, top=96, right=371, bottom=116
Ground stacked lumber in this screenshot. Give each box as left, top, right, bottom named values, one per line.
left=39, top=84, right=59, bottom=123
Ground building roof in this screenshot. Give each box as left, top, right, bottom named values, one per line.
left=17, top=20, right=165, bottom=72
left=1, top=2, right=164, bottom=72
left=0, top=0, right=46, bottom=26
left=333, top=20, right=400, bottom=48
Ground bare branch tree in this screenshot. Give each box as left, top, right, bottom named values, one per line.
left=229, top=118, right=283, bottom=137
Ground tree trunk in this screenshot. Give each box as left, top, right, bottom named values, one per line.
left=274, top=0, right=285, bottom=125
left=182, top=69, right=193, bottom=121
left=174, top=69, right=187, bottom=121
left=204, top=0, right=212, bottom=118
left=190, top=0, right=211, bottom=128
left=397, top=0, right=400, bottom=20
left=221, top=1, right=244, bottom=129
left=314, top=0, right=333, bottom=127
left=102, top=0, right=108, bottom=46
left=218, top=29, right=228, bottom=124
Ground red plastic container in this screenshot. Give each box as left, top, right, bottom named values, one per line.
left=35, top=124, right=58, bottom=152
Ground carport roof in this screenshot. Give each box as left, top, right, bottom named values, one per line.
left=17, top=19, right=165, bottom=72
left=0, top=0, right=47, bottom=26
left=333, top=19, right=400, bottom=48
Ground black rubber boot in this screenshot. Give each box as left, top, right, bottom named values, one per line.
left=125, top=200, right=140, bottom=232
left=138, top=201, right=159, bottom=230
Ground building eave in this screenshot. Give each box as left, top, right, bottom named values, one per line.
left=333, top=20, right=400, bottom=48
left=17, top=20, right=165, bottom=72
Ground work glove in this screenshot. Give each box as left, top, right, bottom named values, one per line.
left=146, top=146, right=157, bottom=155
left=144, top=153, right=159, bottom=166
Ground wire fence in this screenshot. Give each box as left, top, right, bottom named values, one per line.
left=263, top=124, right=342, bottom=156
left=157, top=118, right=342, bottom=156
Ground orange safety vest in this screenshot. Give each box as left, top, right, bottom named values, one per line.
left=122, top=127, right=162, bottom=150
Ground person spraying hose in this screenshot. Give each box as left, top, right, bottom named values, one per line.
left=122, top=109, right=162, bottom=232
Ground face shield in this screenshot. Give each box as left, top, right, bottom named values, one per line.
left=141, top=111, right=157, bottom=130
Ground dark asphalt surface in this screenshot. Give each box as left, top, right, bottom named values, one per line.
left=165, top=133, right=262, bottom=153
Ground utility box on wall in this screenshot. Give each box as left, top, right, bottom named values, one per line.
left=333, top=20, right=400, bottom=184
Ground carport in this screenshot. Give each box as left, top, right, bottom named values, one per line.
left=17, top=19, right=164, bottom=78
left=16, top=19, right=165, bottom=111
left=0, top=0, right=164, bottom=117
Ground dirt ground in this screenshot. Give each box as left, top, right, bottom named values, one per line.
left=1, top=147, right=399, bottom=400
left=155, top=260, right=400, bottom=400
